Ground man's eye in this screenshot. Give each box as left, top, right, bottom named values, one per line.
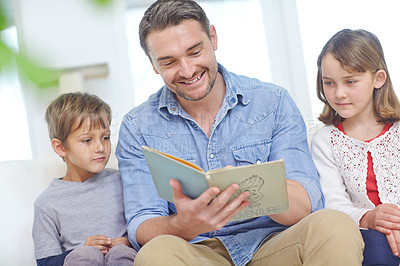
left=103, top=136, right=110, bottom=141
left=163, top=61, right=175, bottom=67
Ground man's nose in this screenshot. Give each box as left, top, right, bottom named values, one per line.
left=178, top=58, right=196, bottom=79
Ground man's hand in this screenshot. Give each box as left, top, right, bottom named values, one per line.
left=84, top=235, right=112, bottom=254
left=169, top=178, right=250, bottom=241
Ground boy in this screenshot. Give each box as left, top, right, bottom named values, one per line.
left=32, top=92, right=137, bottom=265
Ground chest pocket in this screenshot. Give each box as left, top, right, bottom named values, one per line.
left=232, top=139, right=272, bottom=166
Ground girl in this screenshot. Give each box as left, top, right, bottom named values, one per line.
left=311, top=29, right=400, bottom=266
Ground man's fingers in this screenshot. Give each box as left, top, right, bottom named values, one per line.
left=208, top=186, right=250, bottom=225
left=208, top=183, right=239, bottom=208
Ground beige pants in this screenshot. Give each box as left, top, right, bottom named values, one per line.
left=134, top=209, right=364, bottom=266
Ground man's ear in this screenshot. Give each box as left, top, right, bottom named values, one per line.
left=375, top=70, right=387, bottom=89
left=209, top=25, right=218, bottom=51
left=152, top=65, right=159, bottom=74
left=149, top=58, right=159, bottom=74
left=51, top=138, right=66, bottom=158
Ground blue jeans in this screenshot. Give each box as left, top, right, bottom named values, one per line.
left=361, top=229, right=399, bottom=266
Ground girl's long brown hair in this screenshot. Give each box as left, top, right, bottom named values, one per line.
left=316, top=29, right=400, bottom=125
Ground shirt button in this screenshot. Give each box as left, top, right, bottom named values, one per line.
left=171, top=107, right=176, bottom=112
left=209, top=154, right=214, bottom=159
left=256, top=160, right=261, bottom=164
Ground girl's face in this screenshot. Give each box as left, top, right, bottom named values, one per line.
left=321, top=53, right=386, bottom=123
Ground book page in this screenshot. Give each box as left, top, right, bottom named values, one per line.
left=142, top=146, right=209, bottom=202
left=209, top=160, right=288, bottom=221
left=143, top=146, right=203, bottom=172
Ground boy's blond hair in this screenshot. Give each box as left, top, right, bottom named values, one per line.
left=45, top=92, right=111, bottom=144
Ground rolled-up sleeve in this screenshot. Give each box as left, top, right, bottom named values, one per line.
left=269, top=89, right=324, bottom=212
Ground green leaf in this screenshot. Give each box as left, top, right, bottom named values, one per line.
left=0, top=40, right=15, bottom=72
left=0, top=4, right=6, bottom=31
left=92, top=0, right=112, bottom=7
left=0, top=0, right=112, bottom=88
left=15, top=55, right=62, bottom=88
left=0, top=1, right=12, bottom=31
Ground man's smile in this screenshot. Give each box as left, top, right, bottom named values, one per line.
left=180, top=72, right=204, bottom=85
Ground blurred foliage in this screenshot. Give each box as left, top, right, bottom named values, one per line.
left=94, top=0, right=113, bottom=6
left=0, top=41, right=13, bottom=70
left=0, top=0, right=112, bottom=88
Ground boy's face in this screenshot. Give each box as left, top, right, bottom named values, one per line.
left=62, top=116, right=111, bottom=182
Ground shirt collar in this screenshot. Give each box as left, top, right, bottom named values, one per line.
left=218, top=63, right=250, bottom=108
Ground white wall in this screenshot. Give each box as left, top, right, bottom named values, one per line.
left=12, top=0, right=134, bottom=158
left=8, top=0, right=313, bottom=159
left=260, top=0, right=312, bottom=120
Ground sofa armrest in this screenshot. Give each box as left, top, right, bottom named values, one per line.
left=0, top=157, right=65, bottom=265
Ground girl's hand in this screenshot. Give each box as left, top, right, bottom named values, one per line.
left=110, top=236, right=132, bottom=248
left=360, top=204, right=400, bottom=234
left=386, top=229, right=400, bottom=257
left=84, top=235, right=111, bottom=254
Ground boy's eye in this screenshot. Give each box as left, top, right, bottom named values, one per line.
left=82, top=139, right=91, bottom=144
left=323, top=81, right=333, bottom=86
left=347, top=80, right=356, bottom=85
left=103, top=136, right=111, bottom=141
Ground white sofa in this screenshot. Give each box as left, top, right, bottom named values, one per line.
left=0, top=154, right=118, bottom=266
left=0, top=123, right=320, bottom=265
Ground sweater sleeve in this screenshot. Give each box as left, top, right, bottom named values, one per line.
left=36, top=250, right=73, bottom=266
left=310, top=125, right=370, bottom=226
left=32, top=201, right=63, bottom=259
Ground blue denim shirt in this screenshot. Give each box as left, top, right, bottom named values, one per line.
left=116, top=64, right=324, bottom=266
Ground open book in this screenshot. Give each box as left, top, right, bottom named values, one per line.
left=142, top=145, right=289, bottom=221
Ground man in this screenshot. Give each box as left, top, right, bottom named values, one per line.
left=116, top=0, right=363, bottom=265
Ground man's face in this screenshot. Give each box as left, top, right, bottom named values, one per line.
left=146, top=19, right=219, bottom=102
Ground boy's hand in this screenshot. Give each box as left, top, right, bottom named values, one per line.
left=84, top=235, right=111, bottom=254
left=111, top=236, right=132, bottom=248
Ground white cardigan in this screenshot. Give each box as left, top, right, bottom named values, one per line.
left=310, top=122, right=400, bottom=226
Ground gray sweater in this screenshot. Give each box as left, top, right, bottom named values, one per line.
left=32, top=168, right=127, bottom=259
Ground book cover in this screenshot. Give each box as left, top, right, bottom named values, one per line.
left=142, top=145, right=289, bottom=221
